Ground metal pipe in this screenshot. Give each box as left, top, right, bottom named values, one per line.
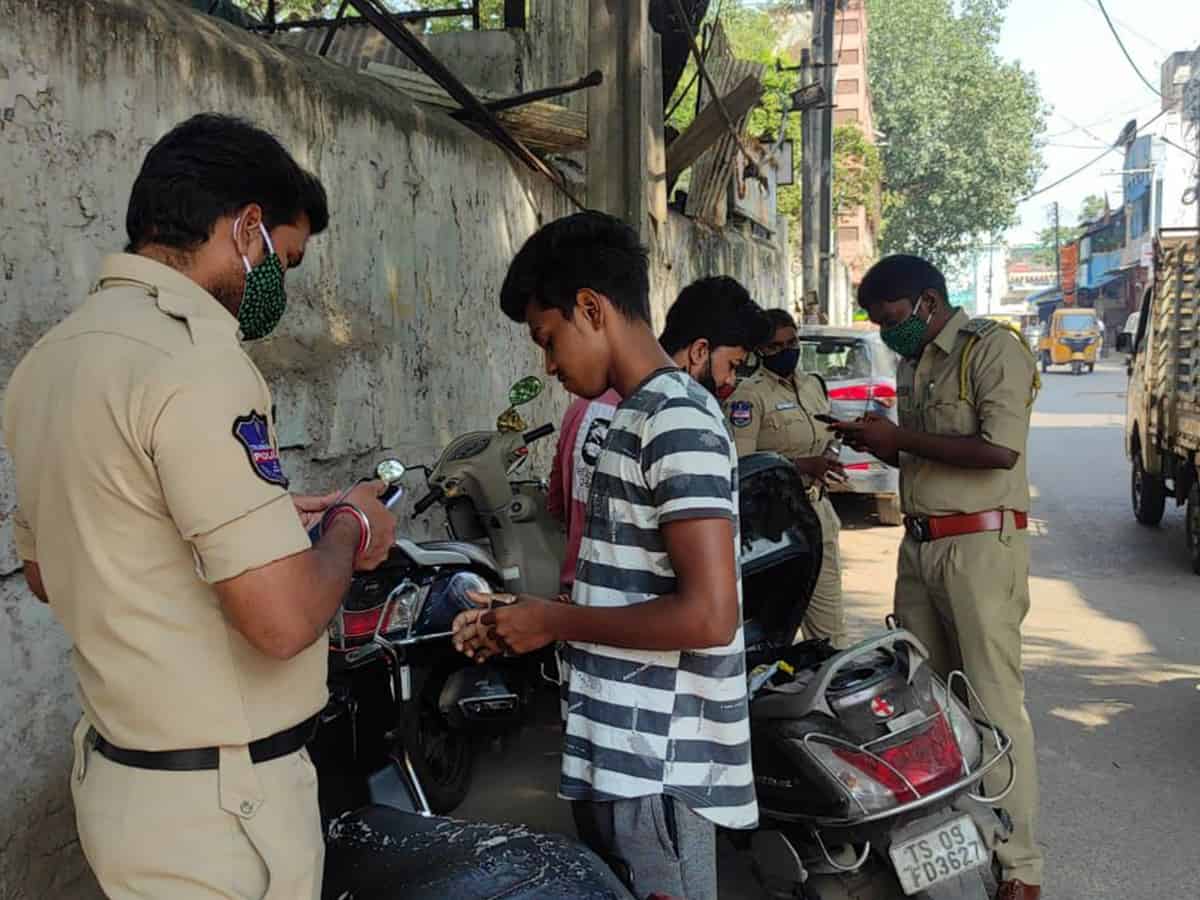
left=345, top=0, right=582, bottom=209
left=450, top=70, right=603, bottom=119
left=318, top=0, right=350, bottom=57
left=246, top=6, right=474, bottom=33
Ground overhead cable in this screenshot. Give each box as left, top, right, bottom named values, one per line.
left=1022, top=107, right=1169, bottom=201
left=1094, top=0, right=1162, bottom=97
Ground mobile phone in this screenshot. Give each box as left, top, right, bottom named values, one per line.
left=813, top=413, right=840, bottom=425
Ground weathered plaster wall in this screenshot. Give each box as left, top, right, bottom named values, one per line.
left=0, top=1, right=786, bottom=896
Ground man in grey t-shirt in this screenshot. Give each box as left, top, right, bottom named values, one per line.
left=453, top=215, right=767, bottom=899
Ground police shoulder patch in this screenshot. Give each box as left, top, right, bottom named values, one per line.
left=232, top=411, right=289, bottom=488
left=729, top=400, right=753, bottom=428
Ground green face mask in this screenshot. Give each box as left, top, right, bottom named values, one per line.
left=237, top=221, right=287, bottom=341
left=880, top=298, right=931, bottom=358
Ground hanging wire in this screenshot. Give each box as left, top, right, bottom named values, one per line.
left=1094, top=0, right=1162, bottom=98
left=1021, top=107, right=1169, bottom=201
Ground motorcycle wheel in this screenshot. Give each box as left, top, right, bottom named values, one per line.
left=402, top=682, right=475, bottom=814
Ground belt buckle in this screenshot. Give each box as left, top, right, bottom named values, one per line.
left=905, top=517, right=931, bottom=542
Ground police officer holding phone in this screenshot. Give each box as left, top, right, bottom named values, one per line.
left=724, top=309, right=847, bottom=648
left=4, top=115, right=396, bottom=899
left=834, top=255, right=1042, bottom=900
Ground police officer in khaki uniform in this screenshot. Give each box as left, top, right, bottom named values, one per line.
left=835, top=255, right=1042, bottom=900
left=3, top=115, right=396, bottom=899
left=724, top=309, right=847, bottom=648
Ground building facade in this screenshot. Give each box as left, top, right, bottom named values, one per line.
left=831, top=0, right=879, bottom=283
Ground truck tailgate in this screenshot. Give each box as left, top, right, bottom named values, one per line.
left=1149, top=232, right=1200, bottom=453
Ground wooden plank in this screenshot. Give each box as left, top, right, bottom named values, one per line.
left=684, top=23, right=764, bottom=226
left=665, top=74, right=763, bottom=186
left=365, top=62, right=588, bottom=153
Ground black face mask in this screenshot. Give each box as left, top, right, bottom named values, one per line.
left=763, top=347, right=800, bottom=378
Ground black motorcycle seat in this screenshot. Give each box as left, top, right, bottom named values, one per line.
left=322, top=805, right=631, bottom=900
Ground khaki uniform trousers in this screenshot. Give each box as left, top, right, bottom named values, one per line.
left=70, top=718, right=324, bottom=899
left=894, top=517, right=1042, bottom=886
left=798, top=493, right=847, bottom=649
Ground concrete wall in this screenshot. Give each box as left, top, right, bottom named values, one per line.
left=0, top=1, right=785, bottom=895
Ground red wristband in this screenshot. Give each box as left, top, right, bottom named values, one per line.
left=323, top=504, right=371, bottom=560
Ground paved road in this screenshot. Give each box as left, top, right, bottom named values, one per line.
left=457, top=359, right=1200, bottom=899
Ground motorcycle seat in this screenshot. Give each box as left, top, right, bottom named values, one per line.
left=322, top=805, right=631, bottom=900
left=419, top=540, right=503, bottom=579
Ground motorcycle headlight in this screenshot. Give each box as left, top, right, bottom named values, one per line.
left=445, top=571, right=493, bottom=609
left=380, top=580, right=425, bottom=636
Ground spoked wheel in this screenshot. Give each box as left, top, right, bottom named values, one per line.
left=402, top=685, right=474, bottom=814
left=1132, top=448, right=1166, bottom=526
left=1187, top=481, right=1200, bottom=575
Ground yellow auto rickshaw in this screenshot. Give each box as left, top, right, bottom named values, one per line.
left=1038, top=307, right=1101, bottom=375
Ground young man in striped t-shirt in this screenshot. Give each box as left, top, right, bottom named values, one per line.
left=452, top=212, right=769, bottom=899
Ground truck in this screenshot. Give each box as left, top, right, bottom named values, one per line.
left=1117, top=228, right=1200, bottom=573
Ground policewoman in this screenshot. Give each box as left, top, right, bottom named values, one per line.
left=724, top=308, right=847, bottom=648
left=836, top=255, right=1043, bottom=900
left=3, top=115, right=396, bottom=899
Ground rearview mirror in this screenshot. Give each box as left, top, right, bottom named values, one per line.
left=1115, top=332, right=1133, bottom=354
left=508, top=376, right=543, bottom=408
left=376, top=458, right=407, bottom=484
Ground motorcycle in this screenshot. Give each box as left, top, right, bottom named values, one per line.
left=309, top=461, right=631, bottom=899
left=735, top=453, right=1015, bottom=900
left=312, top=378, right=564, bottom=816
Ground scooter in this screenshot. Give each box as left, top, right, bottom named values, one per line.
left=309, top=462, right=632, bottom=899
left=408, top=375, right=566, bottom=599
left=735, top=453, right=1015, bottom=900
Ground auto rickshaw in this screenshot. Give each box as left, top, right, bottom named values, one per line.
left=1038, top=307, right=1101, bottom=374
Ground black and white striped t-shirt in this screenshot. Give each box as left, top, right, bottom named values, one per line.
left=558, top=368, right=758, bottom=830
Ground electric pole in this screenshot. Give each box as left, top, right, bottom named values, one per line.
left=800, top=47, right=819, bottom=323
left=1052, top=200, right=1061, bottom=293
left=816, top=0, right=836, bottom=323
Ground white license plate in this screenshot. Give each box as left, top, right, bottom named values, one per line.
left=888, top=814, right=986, bottom=896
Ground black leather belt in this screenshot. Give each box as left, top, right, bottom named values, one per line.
left=89, top=716, right=318, bottom=772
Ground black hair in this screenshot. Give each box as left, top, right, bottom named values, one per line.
left=499, top=210, right=650, bottom=324
left=125, top=114, right=329, bottom=252
left=763, top=308, right=797, bottom=333
left=857, top=254, right=947, bottom=309
left=658, top=276, right=773, bottom=354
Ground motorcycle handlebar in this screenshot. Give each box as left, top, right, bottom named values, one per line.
left=522, top=423, right=555, bottom=445
left=412, top=486, right=444, bottom=516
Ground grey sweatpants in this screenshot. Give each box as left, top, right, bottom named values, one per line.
left=571, top=795, right=717, bottom=900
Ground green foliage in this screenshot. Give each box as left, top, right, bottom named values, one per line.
left=228, top=0, right=506, bottom=32
left=865, top=0, right=1046, bottom=268
left=833, top=123, right=883, bottom=222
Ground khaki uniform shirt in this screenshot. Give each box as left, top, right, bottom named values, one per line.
left=724, top=368, right=835, bottom=483
left=4, top=254, right=325, bottom=751
left=897, top=309, right=1037, bottom=518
